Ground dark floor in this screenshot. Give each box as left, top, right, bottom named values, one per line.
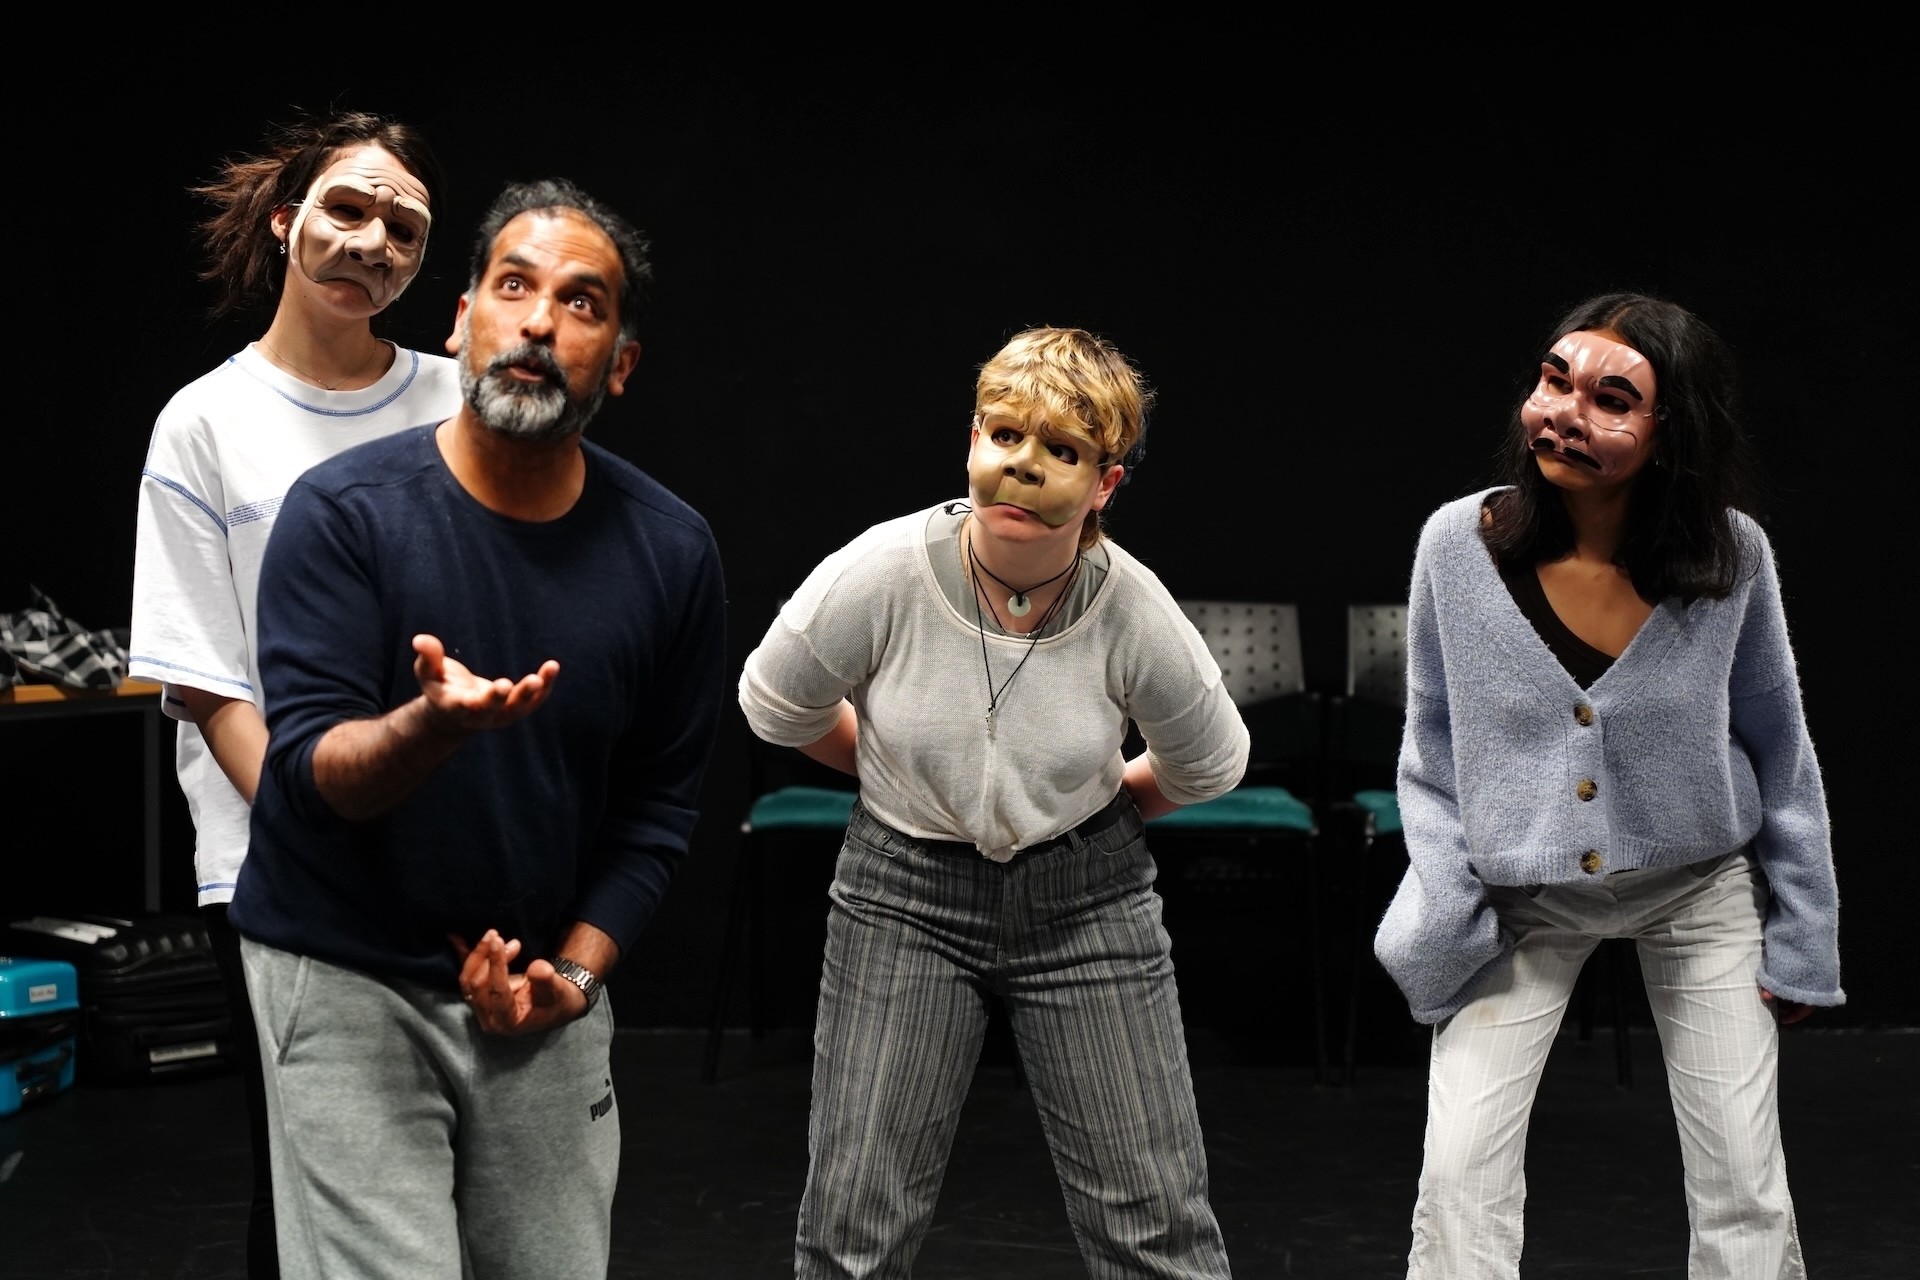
left=4, top=1024, right=1916, bottom=1279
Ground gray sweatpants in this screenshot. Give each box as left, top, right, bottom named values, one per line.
left=241, top=939, right=620, bottom=1280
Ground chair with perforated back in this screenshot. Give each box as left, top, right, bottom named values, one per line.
left=701, top=738, right=858, bottom=1085
left=1328, top=603, right=1408, bottom=1086
left=1143, top=600, right=1329, bottom=1081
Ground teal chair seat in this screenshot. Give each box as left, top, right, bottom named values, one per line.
left=1350, top=788, right=1401, bottom=837
left=1147, top=785, right=1316, bottom=833
left=746, top=785, right=859, bottom=832
left=707, top=768, right=859, bottom=1085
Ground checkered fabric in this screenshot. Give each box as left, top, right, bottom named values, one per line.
left=1, top=587, right=130, bottom=689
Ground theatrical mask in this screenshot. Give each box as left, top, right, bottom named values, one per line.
left=285, top=151, right=433, bottom=311
left=1522, top=331, right=1661, bottom=480
left=968, top=411, right=1109, bottom=528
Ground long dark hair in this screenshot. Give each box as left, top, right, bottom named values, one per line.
left=1483, top=292, right=1763, bottom=601
left=191, top=110, right=446, bottom=321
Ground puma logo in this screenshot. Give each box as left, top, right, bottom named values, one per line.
left=589, top=1076, right=614, bottom=1122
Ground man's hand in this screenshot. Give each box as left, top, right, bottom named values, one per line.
left=451, top=929, right=590, bottom=1035
left=414, top=634, right=560, bottom=732
left=310, top=636, right=563, bottom=820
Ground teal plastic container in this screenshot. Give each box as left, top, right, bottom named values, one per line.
left=0, top=955, right=80, bottom=1115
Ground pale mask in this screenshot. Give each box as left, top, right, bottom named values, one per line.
left=968, top=410, right=1109, bottom=528
left=1521, top=331, right=1661, bottom=480
left=284, top=147, right=433, bottom=311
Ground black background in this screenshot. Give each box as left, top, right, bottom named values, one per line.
left=2, top=44, right=1906, bottom=1041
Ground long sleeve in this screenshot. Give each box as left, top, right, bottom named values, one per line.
left=254, top=479, right=392, bottom=833
left=1727, top=529, right=1843, bottom=1006
left=1373, top=518, right=1512, bottom=1024
left=572, top=536, right=727, bottom=952
left=1126, top=589, right=1250, bottom=805
left=738, top=611, right=862, bottom=749
left=738, top=524, right=886, bottom=749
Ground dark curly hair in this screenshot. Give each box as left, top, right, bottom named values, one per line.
left=465, top=178, right=654, bottom=346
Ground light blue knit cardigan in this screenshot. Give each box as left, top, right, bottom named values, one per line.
left=1374, top=488, right=1844, bottom=1024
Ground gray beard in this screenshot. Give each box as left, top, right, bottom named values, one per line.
left=459, top=340, right=609, bottom=442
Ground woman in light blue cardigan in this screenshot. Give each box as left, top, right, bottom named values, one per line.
left=1376, top=293, right=1842, bottom=1279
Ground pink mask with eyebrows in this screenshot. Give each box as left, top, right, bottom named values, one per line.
left=1521, top=331, right=1661, bottom=481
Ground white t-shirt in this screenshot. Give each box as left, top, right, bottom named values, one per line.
left=738, top=503, right=1251, bottom=860
left=129, top=342, right=463, bottom=905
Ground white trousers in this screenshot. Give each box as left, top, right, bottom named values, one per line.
left=1408, top=850, right=1804, bottom=1279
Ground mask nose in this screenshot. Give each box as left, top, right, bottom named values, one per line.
left=1003, top=436, right=1047, bottom=483
left=1548, top=405, right=1588, bottom=442
left=348, top=217, right=392, bottom=269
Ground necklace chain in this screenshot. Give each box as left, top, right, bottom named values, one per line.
left=259, top=337, right=385, bottom=391
left=969, top=544, right=1078, bottom=619
left=966, top=530, right=1081, bottom=728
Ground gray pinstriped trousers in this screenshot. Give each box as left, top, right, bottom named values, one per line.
left=795, top=798, right=1232, bottom=1279
left=1408, top=849, right=1804, bottom=1279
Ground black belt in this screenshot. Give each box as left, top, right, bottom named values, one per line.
left=922, top=791, right=1134, bottom=858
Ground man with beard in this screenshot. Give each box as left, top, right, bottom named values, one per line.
left=228, top=178, right=727, bottom=1280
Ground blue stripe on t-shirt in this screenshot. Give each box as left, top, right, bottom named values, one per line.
left=231, top=348, right=426, bottom=417
left=130, top=655, right=254, bottom=696
left=142, top=471, right=227, bottom=534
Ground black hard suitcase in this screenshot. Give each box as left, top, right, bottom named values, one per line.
left=2, top=913, right=236, bottom=1083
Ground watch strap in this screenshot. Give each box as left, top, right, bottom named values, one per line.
left=550, top=957, right=604, bottom=1011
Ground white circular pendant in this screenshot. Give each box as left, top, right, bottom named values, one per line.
left=1007, top=593, right=1032, bottom=618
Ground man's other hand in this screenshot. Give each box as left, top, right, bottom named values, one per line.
left=451, top=928, right=591, bottom=1034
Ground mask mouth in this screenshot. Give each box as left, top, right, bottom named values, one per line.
left=1531, top=438, right=1601, bottom=470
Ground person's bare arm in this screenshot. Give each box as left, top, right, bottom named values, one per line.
left=175, top=686, right=269, bottom=805
left=797, top=700, right=859, bottom=776
left=313, top=633, right=560, bottom=820
left=1121, top=752, right=1181, bottom=821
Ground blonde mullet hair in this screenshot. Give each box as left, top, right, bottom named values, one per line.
left=974, top=327, right=1153, bottom=550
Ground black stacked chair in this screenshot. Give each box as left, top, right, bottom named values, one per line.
left=1143, top=600, right=1330, bottom=1082
left=1327, top=603, right=1410, bottom=1086
left=702, top=740, right=857, bottom=1085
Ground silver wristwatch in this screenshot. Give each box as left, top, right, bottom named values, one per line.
left=550, top=957, right=604, bottom=1011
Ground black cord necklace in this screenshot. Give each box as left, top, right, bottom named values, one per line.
left=968, top=543, right=1080, bottom=618
left=966, top=528, right=1081, bottom=729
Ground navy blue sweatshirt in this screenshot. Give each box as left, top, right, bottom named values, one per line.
left=231, top=426, right=726, bottom=990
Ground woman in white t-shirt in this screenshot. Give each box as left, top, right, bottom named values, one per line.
left=128, top=111, right=461, bottom=1279
left=740, top=326, right=1248, bottom=1278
